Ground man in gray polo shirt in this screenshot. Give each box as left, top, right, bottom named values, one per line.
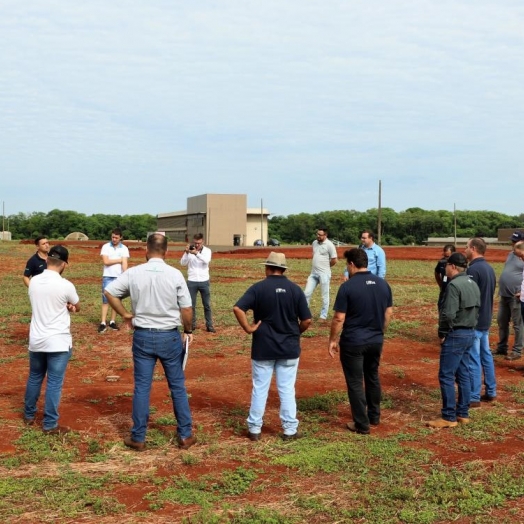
left=104, top=233, right=196, bottom=451
left=304, top=228, right=337, bottom=320
left=496, top=231, right=524, bottom=360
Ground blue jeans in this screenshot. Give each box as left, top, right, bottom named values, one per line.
left=131, top=329, right=192, bottom=442
left=339, top=343, right=382, bottom=432
left=469, top=329, right=497, bottom=402
left=101, top=276, right=117, bottom=304
left=439, top=329, right=475, bottom=421
left=24, top=349, right=72, bottom=430
left=247, top=358, right=299, bottom=436
left=187, top=280, right=213, bottom=330
left=304, top=272, right=331, bottom=319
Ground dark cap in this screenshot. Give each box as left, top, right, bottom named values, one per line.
left=511, top=231, right=524, bottom=242
left=48, top=245, right=69, bottom=264
left=447, top=252, right=467, bottom=268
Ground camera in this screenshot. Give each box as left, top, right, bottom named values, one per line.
left=189, top=244, right=196, bottom=250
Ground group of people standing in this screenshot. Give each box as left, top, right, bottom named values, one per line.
left=429, top=231, right=524, bottom=428
left=20, top=226, right=524, bottom=446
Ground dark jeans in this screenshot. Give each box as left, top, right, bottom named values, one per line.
left=439, top=329, right=475, bottom=421
left=339, top=342, right=383, bottom=432
left=497, top=296, right=523, bottom=354
left=131, top=329, right=192, bottom=442
left=188, top=280, right=213, bottom=330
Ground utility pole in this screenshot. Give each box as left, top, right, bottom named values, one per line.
left=377, top=180, right=382, bottom=245
left=260, top=198, right=264, bottom=246
left=454, top=203, right=457, bottom=246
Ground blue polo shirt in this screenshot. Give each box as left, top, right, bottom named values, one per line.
left=235, top=275, right=312, bottom=360
left=334, top=271, right=393, bottom=346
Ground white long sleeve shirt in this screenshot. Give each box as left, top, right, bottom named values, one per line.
left=180, top=245, right=212, bottom=282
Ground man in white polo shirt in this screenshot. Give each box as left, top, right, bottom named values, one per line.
left=99, top=228, right=129, bottom=333
left=181, top=233, right=215, bottom=332
left=24, top=245, right=80, bottom=434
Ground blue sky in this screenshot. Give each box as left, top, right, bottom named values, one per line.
left=1, top=1, right=523, bottom=218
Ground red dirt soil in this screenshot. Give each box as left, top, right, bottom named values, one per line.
left=1, top=244, right=523, bottom=522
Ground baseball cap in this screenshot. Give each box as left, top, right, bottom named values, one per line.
left=447, top=252, right=468, bottom=268
left=48, top=245, right=69, bottom=264
left=511, top=231, right=524, bottom=242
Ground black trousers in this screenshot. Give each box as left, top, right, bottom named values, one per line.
left=340, top=342, right=383, bottom=432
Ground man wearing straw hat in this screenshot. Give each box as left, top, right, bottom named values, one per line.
left=234, top=252, right=312, bottom=441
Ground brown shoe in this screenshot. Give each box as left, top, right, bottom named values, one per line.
left=505, top=352, right=521, bottom=361
left=469, top=401, right=481, bottom=408
left=248, top=432, right=261, bottom=441
left=124, top=436, right=146, bottom=451
left=43, top=425, right=71, bottom=435
left=457, top=417, right=470, bottom=424
left=23, top=416, right=35, bottom=426
left=177, top=435, right=197, bottom=450
left=346, top=422, right=370, bottom=435
left=426, top=418, right=458, bottom=429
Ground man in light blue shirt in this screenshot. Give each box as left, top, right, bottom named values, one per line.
left=344, top=230, right=386, bottom=281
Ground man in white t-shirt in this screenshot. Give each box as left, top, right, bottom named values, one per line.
left=23, top=245, right=80, bottom=434
left=180, top=233, right=215, bottom=332
left=99, top=228, right=130, bottom=333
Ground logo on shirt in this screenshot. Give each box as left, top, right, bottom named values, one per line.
left=275, top=288, right=287, bottom=293
left=365, top=280, right=376, bottom=285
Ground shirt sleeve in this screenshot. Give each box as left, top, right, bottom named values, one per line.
left=197, top=247, right=212, bottom=264
left=438, top=283, right=459, bottom=337
left=235, top=286, right=256, bottom=312
left=66, top=281, right=80, bottom=305
left=376, top=247, right=386, bottom=278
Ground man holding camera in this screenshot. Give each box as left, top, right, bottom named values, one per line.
left=181, top=233, right=215, bottom=332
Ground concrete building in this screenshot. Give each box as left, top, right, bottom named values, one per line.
left=157, top=194, right=270, bottom=246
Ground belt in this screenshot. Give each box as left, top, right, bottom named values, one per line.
left=452, top=326, right=474, bottom=330
left=134, top=326, right=178, bottom=332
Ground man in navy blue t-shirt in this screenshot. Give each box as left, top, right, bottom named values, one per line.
left=329, top=248, right=393, bottom=435
left=234, top=252, right=312, bottom=441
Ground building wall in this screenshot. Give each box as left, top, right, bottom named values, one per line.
left=187, top=194, right=247, bottom=245
left=246, top=212, right=269, bottom=246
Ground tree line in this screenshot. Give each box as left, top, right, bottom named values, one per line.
left=267, top=208, right=523, bottom=245
left=3, top=207, right=522, bottom=245
left=6, top=209, right=157, bottom=241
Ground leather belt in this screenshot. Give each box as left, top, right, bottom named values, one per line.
left=134, top=326, right=178, bottom=332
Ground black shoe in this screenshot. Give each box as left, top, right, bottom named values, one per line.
left=281, top=432, right=303, bottom=441
left=480, top=394, right=496, bottom=402
left=206, top=327, right=216, bottom=333
left=248, top=432, right=261, bottom=441
left=346, top=422, right=370, bottom=435
left=369, top=419, right=380, bottom=426
left=98, top=323, right=107, bottom=333
left=505, top=352, right=521, bottom=361
left=494, top=350, right=508, bottom=356
left=108, top=321, right=119, bottom=331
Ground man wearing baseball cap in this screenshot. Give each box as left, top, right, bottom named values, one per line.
left=233, top=252, right=312, bottom=441
left=23, top=245, right=80, bottom=434
left=495, top=231, right=524, bottom=360
left=427, top=252, right=480, bottom=429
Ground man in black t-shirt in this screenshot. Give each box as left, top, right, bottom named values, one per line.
left=234, top=252, right=312, bottom=442
left=329, top=248, right=393, bottom=435
left=23, top=236, right=50, bottom=288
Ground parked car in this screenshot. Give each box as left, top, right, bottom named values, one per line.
left=267, top=238, right=281, bottom=246
left=253, top=239, right=264, bottom=246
